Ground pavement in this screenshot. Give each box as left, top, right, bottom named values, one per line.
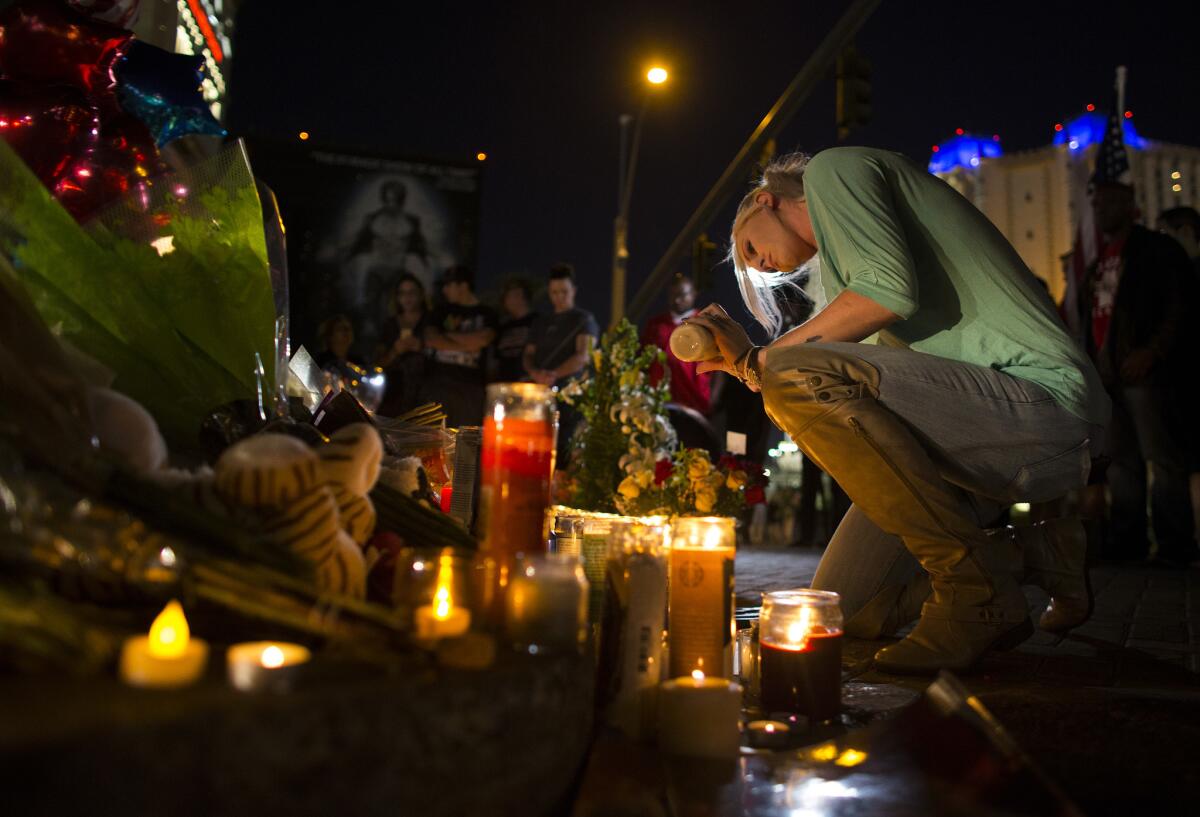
left=734, top=543, right=1200, bottom=817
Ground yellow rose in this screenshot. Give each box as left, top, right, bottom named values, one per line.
left=635, top=470, right=653, bottom=489
left=695, top=488, right=717, bottom=513
left=705, top=472, right=726, bottom=492
left=618, top=475, right=641, bottom=499
left=726, top=469, right=748, bottom=490
left=687, top=457, right=711, bottom=481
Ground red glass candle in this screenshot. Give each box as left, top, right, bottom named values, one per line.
left=479, top=384, right=556, bottom=620
left=758, top=590, right=844, bottom=721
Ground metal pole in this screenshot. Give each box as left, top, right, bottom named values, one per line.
left=612, top=98, right=648, bottom=327
left=624, top=0, right=882, bottom=324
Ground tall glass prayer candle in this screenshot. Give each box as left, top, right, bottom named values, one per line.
left=479, top=383, right=556, bottom=621
left=668, top=516, right=736, bottom=679
left=599, top=519, right=670, bottom=738
left=758, top=589, right=843, bottom=721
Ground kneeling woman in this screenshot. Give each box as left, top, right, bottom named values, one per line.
left=688, top=147, right=1109, bottom=674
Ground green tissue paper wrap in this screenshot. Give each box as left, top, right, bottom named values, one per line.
left=0, top=139, right=277, bottom=449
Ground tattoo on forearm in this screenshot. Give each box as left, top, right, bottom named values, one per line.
left=805, top=335, right=822, bottom=343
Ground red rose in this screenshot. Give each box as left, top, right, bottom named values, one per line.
left=718, top=454, right=740, bottom=471
left=744, top=485, right=766, bottom=505
left=654, top=458, right=674, bottom=485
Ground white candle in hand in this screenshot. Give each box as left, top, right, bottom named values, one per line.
left=657, top=669, right=743, bottom=758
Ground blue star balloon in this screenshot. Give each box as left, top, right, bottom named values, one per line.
left=114, top=40, right=225, bottom=146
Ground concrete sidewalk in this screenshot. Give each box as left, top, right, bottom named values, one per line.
left=735, top=545, right=1200, bottom=816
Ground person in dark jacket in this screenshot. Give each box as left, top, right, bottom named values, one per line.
left=1084, top=181, right=1197, bottom=565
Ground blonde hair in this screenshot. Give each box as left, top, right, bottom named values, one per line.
left=728, top=152, right=818, bottom=336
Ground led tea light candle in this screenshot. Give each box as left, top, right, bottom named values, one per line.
left=668, top=516, right=736, bottom=679
left=505, top=552, right=588, bottom=654
left=657, top=668, right=743, bottom=758
left=227, top=641, right=312, bottom=693
left=758, top=589, right=843, bottom=721
left=119, top=600, right=208, bottom=689
left=414, top=552, right=471, bottom=643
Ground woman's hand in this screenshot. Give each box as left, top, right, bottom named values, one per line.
left=685, top=304, right=754, bottom=376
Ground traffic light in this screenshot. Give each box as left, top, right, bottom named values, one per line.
left=836, top=46, right=871, bottom=141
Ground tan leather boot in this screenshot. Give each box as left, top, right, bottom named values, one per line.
left=762, top=347, right=1032, bottom=675
left=843, top=572, right=930, bottom=639
left=986, top=520, right=1091, bottom=633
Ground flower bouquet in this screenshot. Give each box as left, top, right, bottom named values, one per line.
left=557, top=319, right=675, bottom=513
left=615, top=448, right=769, bottom=517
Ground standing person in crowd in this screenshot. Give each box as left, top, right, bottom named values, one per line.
left=1158, top=206, right=1200, bottom=274
left=688, top=147, right=1108, bottom=673
left=314, top=313, right=364, bottom=376
left=641, top=273, right=716, bottom=415
left=1157, top=206, right=1200, bottom=554
left=375, top=274, right=429, bottom=417
left=523, top=263, right=599, bottom=464
left=493, top=277, right=538, bottom=383
left=1083, top=182, right=1196, bottom=566
left=423, top=265, right=498, bottom=428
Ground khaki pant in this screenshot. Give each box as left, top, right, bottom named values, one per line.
left=761, top=342, right=1102, bottom=623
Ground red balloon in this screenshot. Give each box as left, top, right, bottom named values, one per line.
left=0, top=0, right=132, bottom=102
left=54, top=110, right=165, bottom=221
left=0, top=79, right=100, bottom=190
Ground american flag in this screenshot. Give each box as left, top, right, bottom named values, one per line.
left=1090, top=101, right=1132, bottom=187
left=1061, top=67, right=1130, bottom=343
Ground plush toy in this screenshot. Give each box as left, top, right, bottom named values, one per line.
left=209, top=424, right=383, bottom=599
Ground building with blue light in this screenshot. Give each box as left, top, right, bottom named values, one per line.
left=930, top=110, right=1200, bottom=302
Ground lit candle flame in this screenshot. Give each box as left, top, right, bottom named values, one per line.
left=691, top=668, right=705, bottom=683
left=786, top=604, right=814, bottom=650
left=703, top=525, right=723, bottom=549
left=148, top=599, right=189, bottom=659
left=765, top=723, right=776, bottom=733
left=433, top=554, right=455, bottom=621
left=260, top=645, right=285, bottom=669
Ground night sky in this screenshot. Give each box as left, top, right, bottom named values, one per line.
left=228, top=0, right=1200, bottom=328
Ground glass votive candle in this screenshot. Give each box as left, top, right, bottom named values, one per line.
left=550, top=509, right=589, bottom=558
left=505, top=552, right=588, bottom=655
left=392, top=547, right=475, bottom=644
left=736, top=622, right=761, bottom=700
left=758, top=589, right=843, bottom=721
left=668, top=516, right=736, bottom=679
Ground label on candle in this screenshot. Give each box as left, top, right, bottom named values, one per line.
left=668, top=545, right=735, bottom=678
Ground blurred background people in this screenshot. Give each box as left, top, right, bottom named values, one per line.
left=1086, top=182, right=1196, bottom=565
left=642, top=273, right=716, bottom=415
left=493, top=276, right=537, bottom=383
left=423, top=265, right=498, bottom=428
left=523, top=263, right=599, bottom=465
left=375, top=273, right=429, bottom=417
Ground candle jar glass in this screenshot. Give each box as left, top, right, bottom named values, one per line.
left=479, top=383, right=556, bottom=622
left=550, top=508, right=590, bottom=558
left=598, top=519, right=670, bottom=738
left=392, top=547, right=475, bottom=631
left=759, top=589, right=843, bottom=721
left=667, top=516, right=736, bottom=679
left=505, top=552, right=588, bottom=655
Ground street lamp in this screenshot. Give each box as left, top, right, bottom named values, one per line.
left=611, top=65, right=669, bottom=327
